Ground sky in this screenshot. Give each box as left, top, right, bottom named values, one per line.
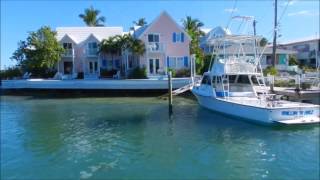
left=1, top=0, right=319, bottom=69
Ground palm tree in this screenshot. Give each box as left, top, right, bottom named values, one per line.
left=182, top=16, right=205, bottom=74
left=133, top=18, right=147, bottom=26
left=99, top=35, right=145, bottom=76
left=79, top=6, right=105, bottom=26
left=99, top=37, right=118, bottom=63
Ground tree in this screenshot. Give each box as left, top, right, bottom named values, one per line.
left=259, top=37, right=268, bottom=47
left=99, top=36, right=119, bottom=63
left=133, top=18, right=147, bottom=26
left=79, top=6, right=105, bottom=26
left=11, top=26, right=65, bottom=77
left=99, top=34, right=145, bottom=76
left=182, top=16, right=205, bottom=74
left=288, top=55, right=298, bottom=66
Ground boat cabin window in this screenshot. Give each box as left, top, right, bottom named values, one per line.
left=229, top=75, right=237, bottom=83
left=236, top=75, right=250, bottom=84
left=201, top=75, right=211, bottom=85
left=216, top=76, right=221, bottom=83
left=251, top=76, right=258, bottom=85
left=212, top=76, right=217, bottom=88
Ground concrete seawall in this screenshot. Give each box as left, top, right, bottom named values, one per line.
left=1, top=78, right=191, bottom=90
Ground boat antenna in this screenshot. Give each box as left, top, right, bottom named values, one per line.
left=225, top=0, right=238, bottom=29
left=272, top=0, right=278, bottom=67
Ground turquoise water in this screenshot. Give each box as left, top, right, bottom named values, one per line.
left=1, top=96, right=319, bottom=179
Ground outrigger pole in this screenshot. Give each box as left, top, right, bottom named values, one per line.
left=272, top=0, right=278, bottom=67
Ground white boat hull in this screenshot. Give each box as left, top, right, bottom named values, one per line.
left=192, top=90, right=320, bottom=125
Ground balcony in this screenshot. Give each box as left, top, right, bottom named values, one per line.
left=63, top=49, right=73, bottom=57
left=86, top=48, right=98, bottom=57
left=147, top=42, right=164, bottom=52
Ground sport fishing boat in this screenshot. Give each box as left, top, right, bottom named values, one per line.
left=192, top=33, right=320, bottom=125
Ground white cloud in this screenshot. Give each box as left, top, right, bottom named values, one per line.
left=288, top=10, right=319, bottom=17
left=224, top=8, right=238, bottom=13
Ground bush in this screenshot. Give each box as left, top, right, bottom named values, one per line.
left=200, top=54, right=215, bottom=74
left=100, top=69, right=117, bottom=78
left=77, top=72, right=84, bottom=79
left=288, top=55, right=298, bottom=66
left=0, top=67, right=22, bottom=80
left=263, top=66, right=278, bottom=76
left=301, top=66, right=317, bottom=73
left=301, top=82, right=312, bottom=90
left=128, top=67, right=147, bottom=79
left=174, top=69, right=191, bottom=77
left=274, top=79, right=295, bottom=87
left=167, top=68, right=176, bottom=77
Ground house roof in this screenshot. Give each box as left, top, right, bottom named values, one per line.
left=279, top=35, right=320, bottom=45
left=134, top=11, right=191, bottom=41
left=56, top=27, right=123, bottom=44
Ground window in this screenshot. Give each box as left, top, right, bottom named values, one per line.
left=183, top=56, right=188, bottom=67
left=63, top=43, right=72, bottom=56
left=114, top=59, right=120, bottom=69
left=167, top=56, right=189, bottom=68
left=176, top=57, right=184, bottom=68
left=88, top=42, right=97, bottom=49
left=172, top=32, right=185, bottom=43
left=87, top=42, right=98, bottom=55
left=102, top=59, right=107, bottom=67
left=237, top=75, right=250, bottom=84
left=212, top=76, right=216, bottom=88
left=63, top=43, right=72, bottom=49
left=148, top=34, right=159, bottom=42
left=229, top=75, right=237, bottom=83
left=168, top=57, right=176, bottom=68
left=201, top=75, right=211, bottom=85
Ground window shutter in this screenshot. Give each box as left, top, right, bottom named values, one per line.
left=184, top=56, right=188, bottom=67
left=167, top=56, right=170, bottom=67
left=172, top=32, right=176, bottom=42
left=181, top=33, right=184, bottom=42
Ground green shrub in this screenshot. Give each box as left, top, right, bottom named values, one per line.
left=301, top=66, right=317, bottom=73
left=263, top=66, right=278, bottom=76
left=200, top=54, right=215, bottom=74
left=167, top=68, right=176, bottom=77
left=128, top=66, right=147, bottom=79
left=0, top=66, right=22, bottom=80
left=175, top=69, right=191, bottom=77
left=100, top=69, right=117, bottom=78
left=301, top=82, right=312, bottom=90
left=274, top=79, right=295, bottom=87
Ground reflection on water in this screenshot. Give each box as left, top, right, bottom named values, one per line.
left=1, top=96, right=319, bottom=179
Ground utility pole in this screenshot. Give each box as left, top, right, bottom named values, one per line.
left=253, top=19, right=257, bottom=36
left=272, top=0, right=278, bottom=67
left=253, top=19, right=258, bottom=58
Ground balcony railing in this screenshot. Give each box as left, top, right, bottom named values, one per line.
left=86, top=48, right=98, bottom=57
left=63, top=49, right=73, bottom=57
left=147, top=42, right=164, bottom=52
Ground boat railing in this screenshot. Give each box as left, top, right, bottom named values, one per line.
left=224, top=61, right=257, bottom=74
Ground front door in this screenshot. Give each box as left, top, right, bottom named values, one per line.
left=89, top=61, right=98, bottom=74
left=64, top=62, right=73, bottom=74
left=148, top=59, right=160, bottom=75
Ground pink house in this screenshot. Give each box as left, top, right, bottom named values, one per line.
left=56, top=27, right=123, bottom=79
left=131, top=11, right=191, bottom=77
left=56, top=11, right=191, bottom=79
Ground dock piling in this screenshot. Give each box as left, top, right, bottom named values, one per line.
left=168, top=71, right=173, bottom=114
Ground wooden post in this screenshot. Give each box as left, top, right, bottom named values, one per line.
left=269, top=75, right=274, bottom=92
left=295, top=74, right=300, bottom=91
left=168, top=71, right=173, bottom=114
